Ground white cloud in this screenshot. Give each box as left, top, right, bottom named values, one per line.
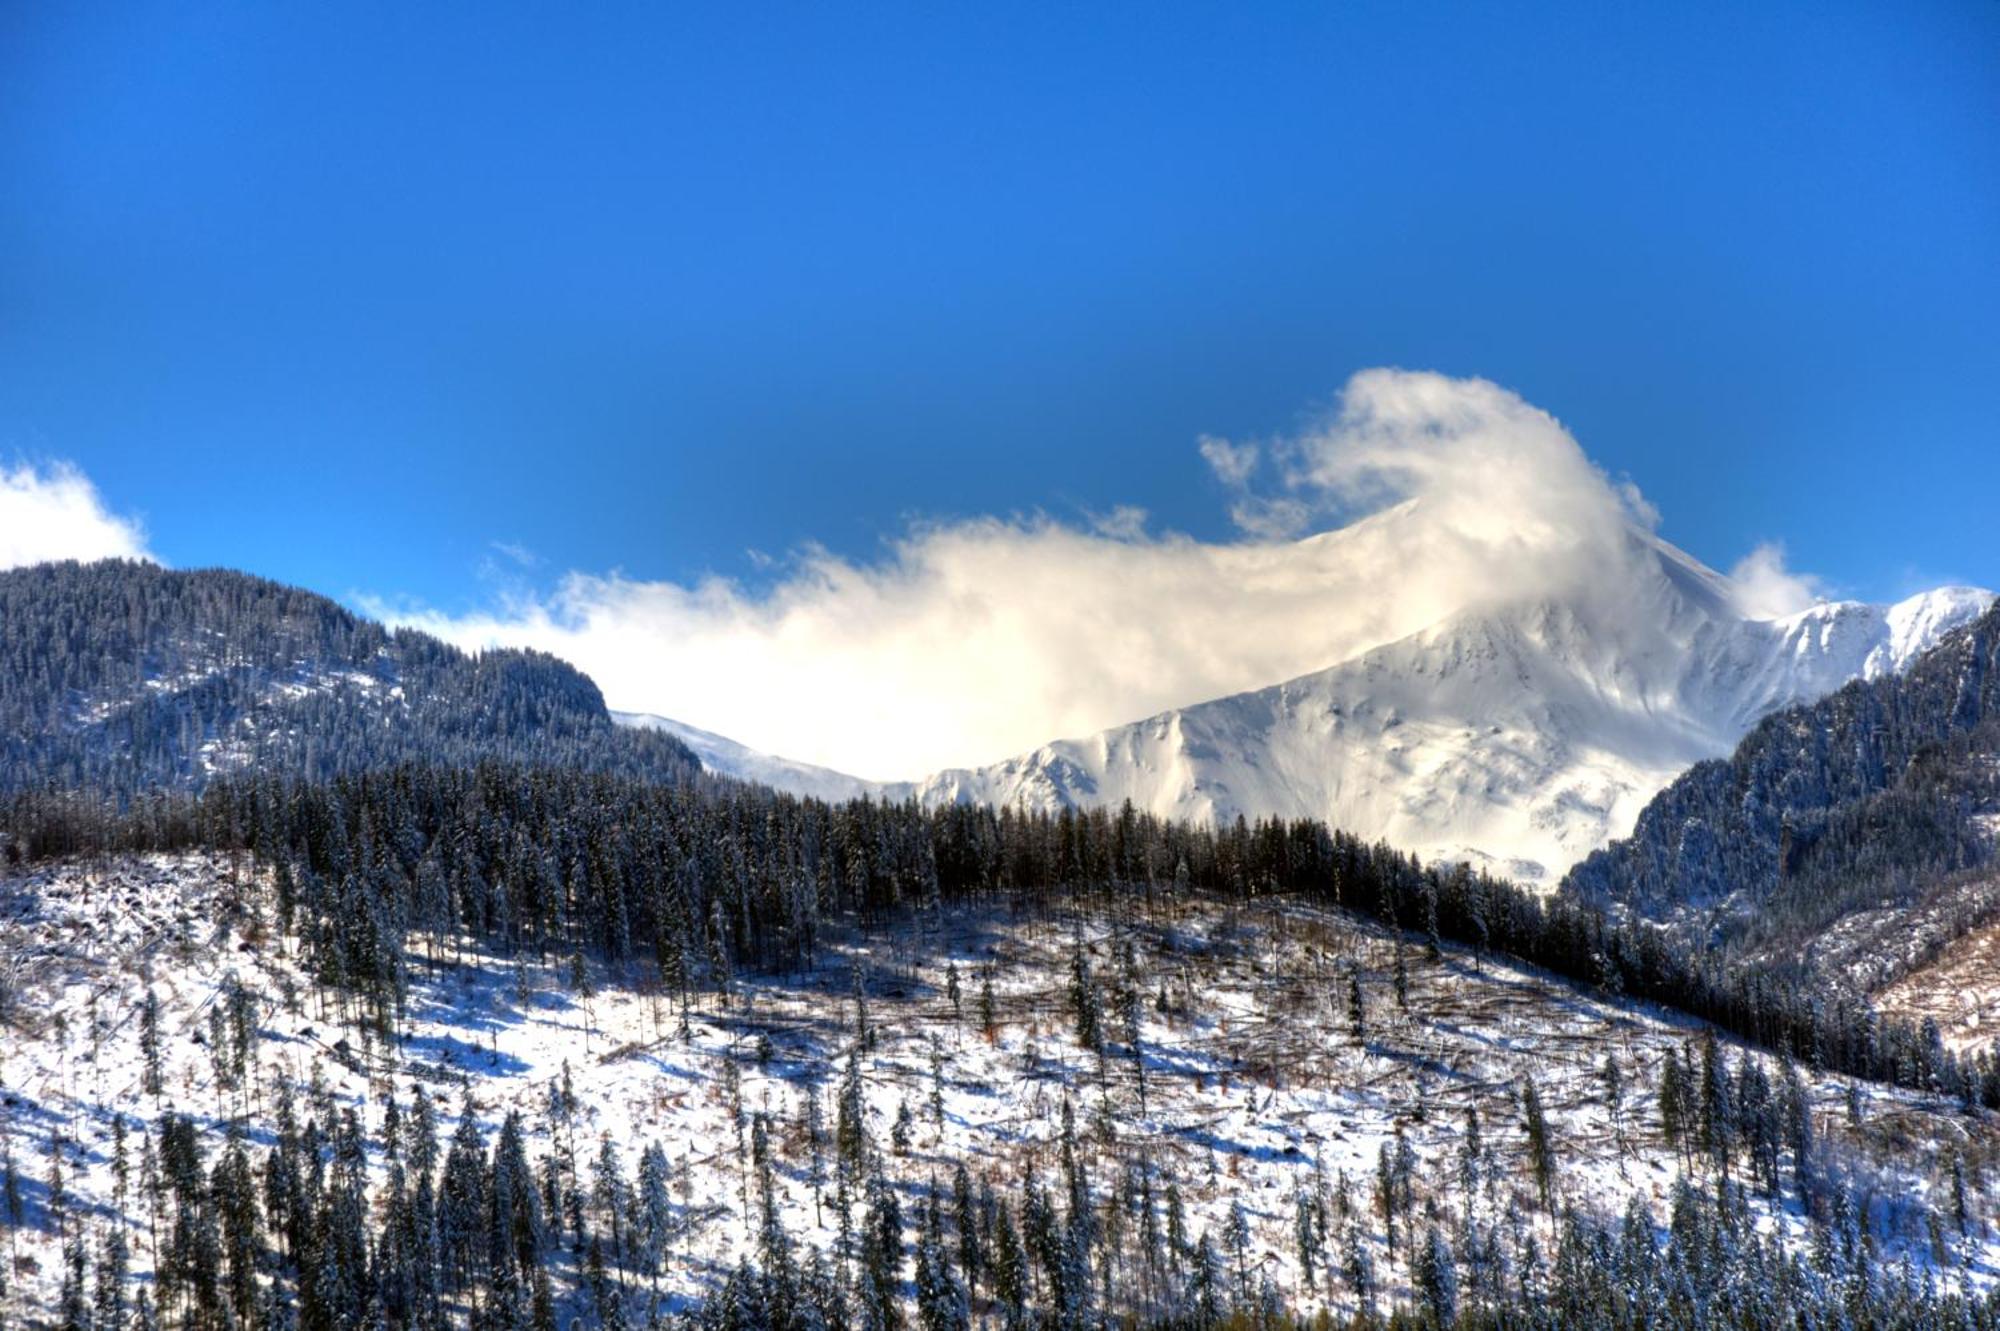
left=1727, top=541, right=1826, bottom=619
left=372, top=369, right=1815, bottom=780
left=1197, top=434, right=1259, bottom=488
left=0, top=462, right=153, bottom=570
left=1087, top=505, right=1150, bottom=540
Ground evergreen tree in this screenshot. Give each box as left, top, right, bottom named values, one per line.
left=1292, top=1187, right=1322, bottom=1293
left=913, top=1188, right=967, bottom=1331
left=991, top=1203, right=1027, bottom=1331
left=636, top=1143, right=672, bottom=1281
left=1067, top=930, right=1103, bottom=1054
left=139, top=989, right=164, bottom=1101
left=950, top=1162, right=981, bottom=1301
left=1186, top=1232, right=1221, bottom=1331
left=1458, top=1105, right=1482, bottom=1225
left=94, top=1227, right=129, bottom=1331
left=859, top=1174, right=903, bottom=1331
left=1414, top=1225, right=1457, bottom=1329
left=837, top=1043, right=871, bottom=1175
left=1341, top=1219, right=1372, bottom=1314
left=1698, top=1029, right=1735, bottom=1179
left=1347, top=972, right=1366, bottom=1047
left=1522, top=1076, right=1555, bottom=1214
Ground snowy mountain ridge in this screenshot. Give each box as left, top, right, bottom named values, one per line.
left=615, top=710, right=899, bottom=804
left=623, top=531, right=1991, bottom=885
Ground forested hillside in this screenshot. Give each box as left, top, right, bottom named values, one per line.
left=0, top=562, right=699, bottom=797
left=5, top=844, right=1999, bottom=1331
left=1565, top=601, right=2000, bottom=995
left=11, top=759, right=2000, bottom=1114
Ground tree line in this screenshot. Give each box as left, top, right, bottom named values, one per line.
left=8, top=756, right=2000, bottom=1111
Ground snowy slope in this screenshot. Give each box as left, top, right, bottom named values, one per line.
left=615, top=711, right=908, bottom=803
left=7, top=853, right=1996, bottom=1321
left=632, top=533, right=1989, bottom=886
left=911, top=543, right=1988, bottom=883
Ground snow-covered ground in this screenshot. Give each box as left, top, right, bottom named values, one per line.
left=1876, top=904, right=2000, bottom=1053
left=3, top=853, right=1995, bottom=1322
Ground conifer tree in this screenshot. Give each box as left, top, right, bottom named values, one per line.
left=1458, top=1105, right=1482, bottom=1227
left=1186, top=1232, right=1221, bottom=1331
left=859, top=1174, right=903, bottom=1331
left=139, top=989, right=164, bottom=1101
left=978, top=970, right=997, bottom=1042
left=1522, top=1077, right=1555, bottom=1214
left=1067, top=931, right=1103, bottom=1054
left=927, top=1038, right=946, bottom=1134
left=1292, top=1188, right=1322, bottom=1293
left=94, top=1227, right=129, bottom=1331
left=913, top=1187, right=967, bottom=1331
left=951, top=1161, right=981, bottom=1301
left=1414, top=1225, right=1457, bottom=1328
left=991, top=1203, right=1027, bottom=1331
left=1342, top=1218, right=1372, bottom=1315
left=1347, top=972, right=1366, bottom=1047
left=636, top=1143, right=672, bottom=1283
left=838, top=1043, right=870, bottom=1175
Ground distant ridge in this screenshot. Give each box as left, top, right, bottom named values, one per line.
left=615, top=710, right=900, bottom=804
left=1565, top=597, right=2000, bottom=1001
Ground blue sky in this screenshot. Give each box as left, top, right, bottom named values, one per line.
left=3, top=2, right=1998, bottom=770
left=5, top=0, right=1995, bottom=603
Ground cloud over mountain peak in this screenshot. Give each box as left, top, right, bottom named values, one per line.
left=379, top=370, right=1843, bottom=779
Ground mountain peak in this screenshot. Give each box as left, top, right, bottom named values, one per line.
left=651, top=533, right=1992, bottom=886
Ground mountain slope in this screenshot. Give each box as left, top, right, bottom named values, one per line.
left=908, top=541, right=1989, bottom=882
left=1564, top=598, right=2000, bottom=996
left=648, top=533, right=1988, bottom=884
left=614, top=710, right=897, bottom=803
left=7, top=850, right=1997, bottom=1325
left=0, top=559, right=700, bottom=795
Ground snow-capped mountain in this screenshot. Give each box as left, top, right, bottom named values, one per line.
left=629, top=531, right=1991, bottom=885
left=615, top=710, right=904, bottom=803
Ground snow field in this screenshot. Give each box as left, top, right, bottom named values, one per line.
left=2, top=853, right=1996, bottom=1322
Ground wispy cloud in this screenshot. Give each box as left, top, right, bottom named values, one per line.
left=371, top=369, right=1827, bottom=779
left=489, top=540, right=541, bottom=569
left=0, top=461, right=154, bottom=570
left=1727, top=542, right=1826, bottom=618
left=1197, top=435, right=1259, bottom=488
